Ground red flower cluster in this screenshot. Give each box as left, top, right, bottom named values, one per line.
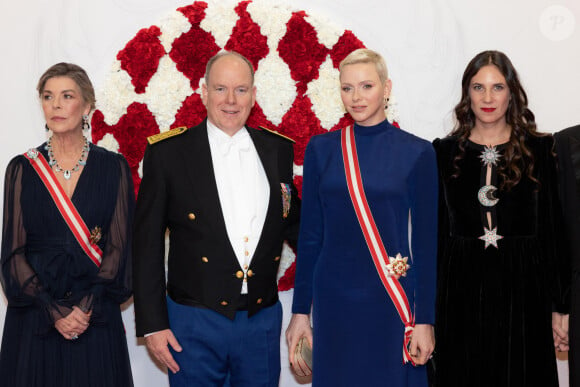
left=92, top=103, right=159, bottom=196
left=277, top=260, right=296, bottom=292
left=117, top=26, right=165, bottom=94
left=225, top=1, right=269, bottom=69
left=278, top=12, right=329, bottom=95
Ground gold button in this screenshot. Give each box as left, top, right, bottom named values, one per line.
left=243, top=236, right=249, bottom=242
left=274, top=256, right=280, bottom=261
left=244, top=250, right=249, bottom=256
left=235, top=270, right=244, bottom=279
left=220, top=300, right=228, bottom=306
left=202, top=256, right=208, bottom=263
left=247, top=269, right=254, bottom=277
left=256, top=298, right=263, bottom=304
left=188, top=213, right=196, bottom=220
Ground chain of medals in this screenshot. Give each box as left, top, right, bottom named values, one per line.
left=45, top=136, right=90, bottom=180
left=477, top=145, right=503, bottom=248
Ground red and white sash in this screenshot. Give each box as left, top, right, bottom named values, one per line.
left=341, top=126, right=415, bottom=365
left=23, top=149, right=102, bottom=267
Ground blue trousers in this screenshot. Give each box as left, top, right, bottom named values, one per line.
left=167, top=296, right=282, bottom=387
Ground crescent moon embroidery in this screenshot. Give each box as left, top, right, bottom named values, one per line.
left=478, top=185, right=499, bottom=207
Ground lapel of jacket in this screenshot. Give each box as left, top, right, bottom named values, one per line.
left=248, top=128, right=280, bottom=255
left=179, top=120, right=232, bottom=246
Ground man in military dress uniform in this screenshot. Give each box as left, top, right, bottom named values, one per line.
left=133, top=51, right=300, bottom=387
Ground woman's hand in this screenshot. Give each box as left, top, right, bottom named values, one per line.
left=408, top=324, right=435, bottom=365
left=54, top=306, right=92, bottom=340
left=285, top=313, right=313, bottom=377
left=552, top=312, right=569, bottom=352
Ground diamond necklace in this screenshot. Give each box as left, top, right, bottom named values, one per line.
left=45, top=136, right=90, bottom=180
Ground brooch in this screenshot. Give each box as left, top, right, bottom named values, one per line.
left=479, top=145, right=502, bottom=167
left=26, top=149, right=39, bottom=159
left=89, top=226, right=102, bottom=245
left=478, top=185, right=499, bottom=207
left=280, top=183, right=291, bottom=218
left=478, top=226, right=503, bottom=249
left=385, top=253, right=410, bottom=278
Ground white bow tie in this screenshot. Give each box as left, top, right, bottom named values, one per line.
left=220, top=133, right=251, bottom=155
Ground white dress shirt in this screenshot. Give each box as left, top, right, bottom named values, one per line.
left=207, top=120, right=269, bottom=293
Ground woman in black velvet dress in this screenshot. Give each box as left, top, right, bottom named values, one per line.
left=433, top=50, right=569, bottom=387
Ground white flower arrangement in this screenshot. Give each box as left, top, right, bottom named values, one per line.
left=306, top=56, right=344, bottom=129
left=254, top=54, right=297, bottom=125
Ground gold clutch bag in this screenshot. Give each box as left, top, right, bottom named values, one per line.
left=294, top=337, right=312, bottom=372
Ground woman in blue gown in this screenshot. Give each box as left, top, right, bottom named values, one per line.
left=0, top=63, right=134, bottom=386
left=287, top=48, right=438, bottom=386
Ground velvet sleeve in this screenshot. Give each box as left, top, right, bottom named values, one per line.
left=0, top=156, right=71, bottom=323
left=538, top=136, right=570, bottom=313
left=408, top=143, right=439, bottom=324
left=292, top=137, right=323, bottom=314
left=432, top=138, right=451, bottom=312
left=78, top=155, right=135, bottom=314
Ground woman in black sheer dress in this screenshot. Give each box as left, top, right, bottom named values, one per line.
left=0, top=63, right=134, bottom=386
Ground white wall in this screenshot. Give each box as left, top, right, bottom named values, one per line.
left=0, top=1, right=578, bottom=386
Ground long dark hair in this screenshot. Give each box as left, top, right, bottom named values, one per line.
left=450, top=50, right=540, bottom=190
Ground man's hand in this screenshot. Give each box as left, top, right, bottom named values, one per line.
left=145, top=329, right=183, bottom=374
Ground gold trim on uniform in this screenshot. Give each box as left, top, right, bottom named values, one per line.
left=147, top=126, right=188, bottom=145
left=259, top=126, right=296, bottom=143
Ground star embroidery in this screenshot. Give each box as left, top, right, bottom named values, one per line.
left=385, top=253, right=410, bottom=278
left=478, top=226, right=503, bottom=249
left=479, top=145, right=502, bottom=167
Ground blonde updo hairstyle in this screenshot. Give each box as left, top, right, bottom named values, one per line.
left=339, top=48, right=389, bottom=84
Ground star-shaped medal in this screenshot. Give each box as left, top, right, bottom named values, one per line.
left=479, top=145, right=502, bottom=167
left=385, top=253, right=410, bottom=278
left=478, top=226, right=503, bottom=249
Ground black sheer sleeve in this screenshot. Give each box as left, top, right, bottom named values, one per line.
left=78, top=155, right=135, bottom=313
left=1, top=157, right=70, bottom=323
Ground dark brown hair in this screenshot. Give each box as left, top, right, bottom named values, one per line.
left=451, top=50, right=540, bottom=190
left=37, top=63, right=96, bottom=110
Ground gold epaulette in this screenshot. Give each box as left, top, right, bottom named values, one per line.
left=259, top=126, right=296, bottom=143
left=147, top=126, right=188, bottom=145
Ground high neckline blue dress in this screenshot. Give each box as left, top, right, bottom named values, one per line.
left=293, top=120, right=438, bottom=386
